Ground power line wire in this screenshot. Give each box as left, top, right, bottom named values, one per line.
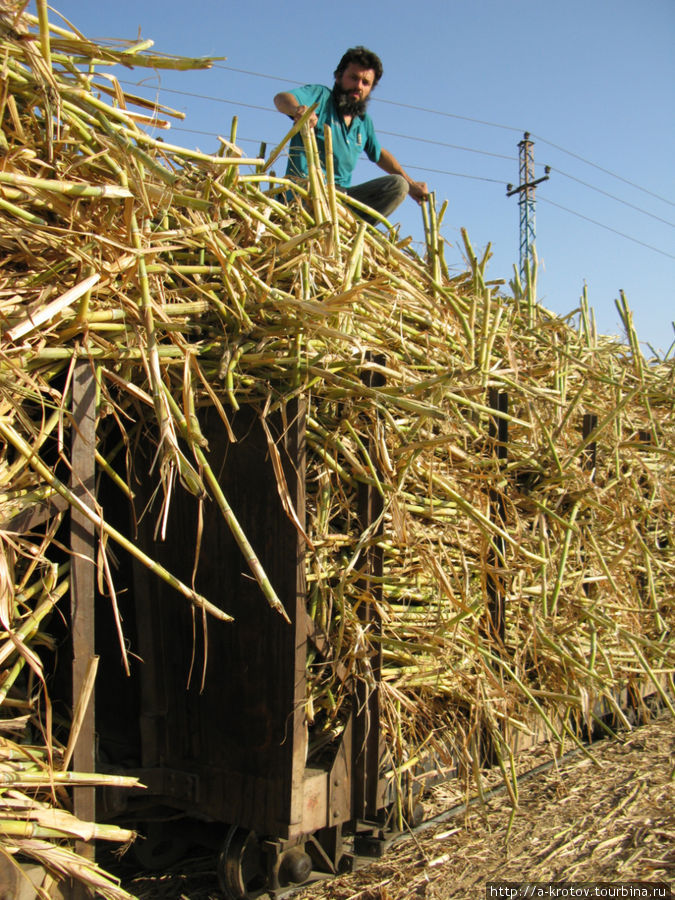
left=169, top=126, right=264, bottom=147
left=118, top=78, right=521, bottom=170
left=114, top=78, right=675, bottom=256
left=532, top=134, right=675, bottom=209
left=378, top=129, right=516, bottom=162
left=212, top=63, right=302, bottom=85
left=374, top=96, right=521, bottom=134
left=167, top=124, right=505, bottom=184
left=117, top=78, right=275, bottom=114
left=212, top=64, right=522, bottom=133
left=402, top=163, right=503, bottom=184
left=540, top=198, right=675, bottom=260
left=169, top=110, right=675, bottom=231
left=118, top=78, right=516, bottom=162
left=125, top=77, right=673, bottom=225
left=211, top=64, right=675, bottom=208
left=551, top=167, right=675, bottom=228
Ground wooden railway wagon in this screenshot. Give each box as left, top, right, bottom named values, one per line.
left=9, top=362, right=402, bottom=900
left=2, top=10, right=673, bottom=899
left=5, top=360, right=667, bottom=900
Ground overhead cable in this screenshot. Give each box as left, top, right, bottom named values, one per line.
left=212, top=63, right=302, bottom=85
left=402, top=163, right=504, bottom=184
left=533, top=134, right=675, bottom=209
left=212, top=65, right=522, bottom=134
left=551, top=168, right=675, bottom=228
left=117, top=79, right=274, bottom=114
left=212, top=65, right=675, bottom=208
left=114, top=76, right=675, bottom=254
left=540, top=198, right=675, bottom=260
left=118, top=78, right=518, bottom=164
left=378, top=129, right=516, bottom=162
left=166, top=123, right=505, bottom=184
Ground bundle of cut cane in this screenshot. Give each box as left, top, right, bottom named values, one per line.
left=0, top=0, right=673, bottom=892
left=0, top=721, right=141, bottom=899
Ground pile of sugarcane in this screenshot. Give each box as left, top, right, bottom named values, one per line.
left=1, top=0, right=673, bottom=894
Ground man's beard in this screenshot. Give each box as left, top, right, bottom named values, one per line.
left=332, top=82, right=368, bottom=118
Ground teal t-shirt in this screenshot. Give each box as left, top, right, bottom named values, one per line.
left=285, top=84, right=381, bottom=188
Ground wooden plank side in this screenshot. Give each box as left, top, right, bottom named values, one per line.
left=132, top=403, right=307, bottom=836
left=286, top=399, right=310, bottom=830
left=353, top=358, right=385, bottom=821
left=1, top=495, right=69, bottom=533
left=69, top=360, right=97, bottom=860
left=487, top=388, right=508, bottom=643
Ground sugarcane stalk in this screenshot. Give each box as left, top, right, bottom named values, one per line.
left=0, top=576, right=69, bottom=670
left=61, top=656, right=99, bottom=771
left=323, top=124, right=342, bottom=259
left=6, top=275, right=101, bottom=343
left=262, top=102, right=318, bottom=173
left=160, top=385, right=290, bottom=622
left=566, top=386, right=642, bottom=466
left=0, top=171, right=132, bottom=198
left=0, top=818, right=135, bottom=843
left=35, top=0, right=52, bottom=73
left=303, top=124, right=329, bottom=225
left=0, top=196, right=47, bottom=226
left=621, top=638, right=675, bottom=716
left=0, top=418, right=230, bottom=621
left=211, top=182, right=289, bottom=240
left=0, top=770, right=142, bottom=787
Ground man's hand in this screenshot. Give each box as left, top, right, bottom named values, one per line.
left=292, top=104, right=319, bottom=129
left=273, top=92, right=318, bottom=128
left=408, top=180, right=430, bottom=204
left=377, top=148, right=430, bottom=205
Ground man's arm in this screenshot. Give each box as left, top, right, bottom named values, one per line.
left=377, top=147, right=429, bottom=204
left=274, top=92, right=319, bottom=128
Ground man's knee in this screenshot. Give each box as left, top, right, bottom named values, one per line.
left=387, top=174, right=409, bottom=203
left=376, top=175, right=408, bottom=218
left=345, top=174, right=409, bottom=221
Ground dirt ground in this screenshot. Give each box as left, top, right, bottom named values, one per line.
left=124, top=715, right=674, bottom=900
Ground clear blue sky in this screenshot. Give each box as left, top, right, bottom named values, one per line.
left=36, top=1, right=674, bottom=355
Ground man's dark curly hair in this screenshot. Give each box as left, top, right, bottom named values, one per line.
left=334, top=46, right=383, bottom=86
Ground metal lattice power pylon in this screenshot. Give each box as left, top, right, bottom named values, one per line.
left=506, top=132, right=550, bottom=286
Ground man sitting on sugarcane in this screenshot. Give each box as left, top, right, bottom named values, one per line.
left=274, top=46, right=429, bottom=224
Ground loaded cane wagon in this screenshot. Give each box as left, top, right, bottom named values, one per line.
left=72, top=374, right=420, bottom=899
left=1, top=8, right=673, bottom=899
left=12, top=361, right=667, bottom=900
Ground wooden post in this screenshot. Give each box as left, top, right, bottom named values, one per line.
left=580, top=413, right=598, bottom=603
left=287, top=399, right=310, bottom=830
left=70, top=360, right=97, bottom=866
left=487, top=388, right=508, bottom=643
left=353, top=354, right=385, bottom=821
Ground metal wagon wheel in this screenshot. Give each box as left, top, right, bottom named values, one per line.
left=217, top=825, right=268, bottom=900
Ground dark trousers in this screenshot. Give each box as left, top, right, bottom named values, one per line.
left=343, top=174, right=409, bottom=223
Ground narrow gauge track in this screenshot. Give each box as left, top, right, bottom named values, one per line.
left=112, top=702, right=672, bottom=900
left=230, top=695, right=668, bottom=900
left=274, top=748, right=588, bottom=900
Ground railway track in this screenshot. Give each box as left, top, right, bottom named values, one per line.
left=278, top=707, right=674, bottom=900
left=102, top=702, right=672, bottom=900
left=116, top=692, right=666, bottom=900
left=213, top=689, right=666, bottom=900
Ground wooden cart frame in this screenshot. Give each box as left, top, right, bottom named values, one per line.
left=5, top=360, right=661, bottom=900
